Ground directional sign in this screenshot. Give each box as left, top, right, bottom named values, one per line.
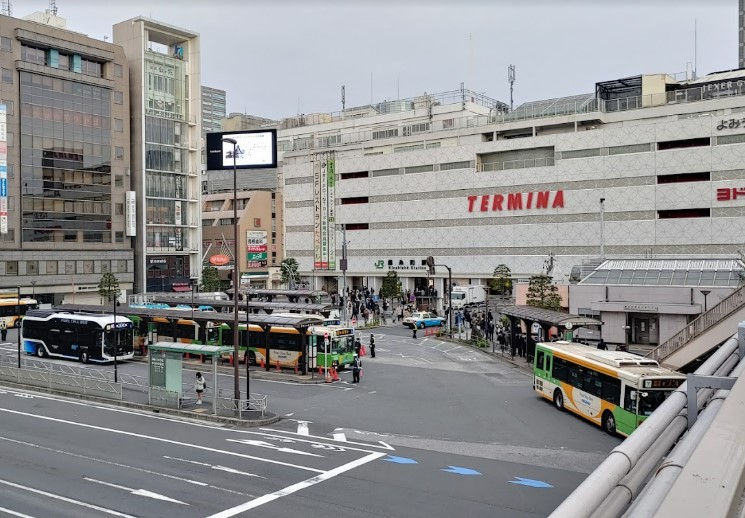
left=441, top=466, right=481, bottom=475
left=228, top=438, right=324, bottom=457
left=509, top=477, right=553, bottom=488
left=382, top=455, right=418, bottom=464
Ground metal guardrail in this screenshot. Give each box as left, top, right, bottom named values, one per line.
left=0, top=364, right=122, bottom=399
left=215, top=389, right=267, bottom=418
left=647, top=285, right=745, bottom=362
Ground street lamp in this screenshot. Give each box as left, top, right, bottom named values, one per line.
left=426, top=257, right=452, bottom=338
left=110, top=290, right=119, bottom=383
left=599, top=197, right=606, bottom=259
left=700, top=290, right=711, bottom=313
left=30, top=281, right=37, bottom=299
left=222, top=136, right=242, bottom=402
left=190, top=276, right=199, bottom=321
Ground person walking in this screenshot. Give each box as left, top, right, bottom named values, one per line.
left=0, top=320, right=7, bottom=342
left=354, top=337, right=362, bottom=356
left=597, top=339, right=608, bottom=350
left=352, top=354, right=361, bottom=383
left=369, top=334, right=376, bottom=358
left=195, top=372, right=206, bottom=404
left=412, top=324, right=417, bottom=339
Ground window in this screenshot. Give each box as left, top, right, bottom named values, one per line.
left=5, top=132, right=12, bottom=147
left=114, top=175, right=123, bottom=187
left=372, top=128, right=398, bottom=140
left=608, top=143, right=651, bottom=155
left=657, top=172, right=710, bottom=184
left=58, top=53, right=70, bottom=71
left=551, top=356, right=569, bottom=382
left=443, top=118, right=455, bottom=129
left=345, top=223, right=369, bottom=230
left=1, top=68, right=12, bottom=83
left=113, top=63, right=123, bottom=78
left=113, top=91, right=124, bottom=104
left=2, top=100, right=13, bottom=115
left=114, top=118, right=123, bottom=132
left=402, top=122, right=430, bottom=136
left=658, top=208, right=710, bottom=219
left=340, top=197, right=369, bottom=205
left=115, top=147, right=124, bottom=160
left=536, top=350, right=545, bottom=371
left=0, top=36, right=11, bottom=52
left=404, top=165, right=434, bottom=174
left=21, top=45, right=45, bottom=65
left=341, top=171, right=369, bottom=180
left=601, top=376, right=621, bottom=405
left=440, top=161, right=471, bottom=171
left=26, top=260, right=38, bottom=275
left=5, top=261, right=18, bottom=275
left=657, top=137, right=710, bottom=151
left=115, top=203, right=124, bottom=215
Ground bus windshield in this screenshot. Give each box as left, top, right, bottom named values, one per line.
left=451, top=293, right=465, bottom=300
left=637, top=390, right=671, bottom=416
left=332, top=335, right=354, bottom=354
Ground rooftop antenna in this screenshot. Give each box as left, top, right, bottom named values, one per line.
left=508, top=64, right=516, bottom=111
left=48, top=0, right=57, bottom=15
left=693, top=18, right=698, bottom=80
left=1, top=1, right=11, bottom=16
left=341, top=85, right=345, bottom=112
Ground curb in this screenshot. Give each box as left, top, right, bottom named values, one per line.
left=0, top=380, right=281, bottom=427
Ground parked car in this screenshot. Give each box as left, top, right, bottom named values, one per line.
left=403, top=311, right=446, bottom=329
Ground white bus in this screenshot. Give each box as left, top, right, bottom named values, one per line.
left=21, top=310, right=135, bottom=364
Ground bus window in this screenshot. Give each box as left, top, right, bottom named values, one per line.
left=536, top=350, right=545, bottom=371
left=638, top=391, right=668, bottom=416
left=623, top=386, right=637, bottom=413
left=601, top=375, right=621, bottom=405
left=568, top=365, right=584, bottom=390
left=552, top=356, right=568, bottom=382
left=582, top=369, right=602, bottom=398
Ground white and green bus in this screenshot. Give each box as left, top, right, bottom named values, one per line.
left=533, top=341, right=685, bottom=437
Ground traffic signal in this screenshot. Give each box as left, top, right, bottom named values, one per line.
left=426, top=256, right=435, bottom=275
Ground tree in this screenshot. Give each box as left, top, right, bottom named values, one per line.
left=489, top=264, right=513, bottom=296
left=526, top=274, right=562, bottom=311
left=280, top=257, right=300, bottom=288
left=201, top=266, right=222, bottom=292
left=98, top=272, right=121, bottom=304
left=379, top=270, right=402, bottom=300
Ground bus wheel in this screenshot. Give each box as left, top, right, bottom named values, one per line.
left=80, top=351, right=89, bottom=364
left=36, top=345, right=46, bottom=358
left=602, top=411, right=617, bottom=436
left=553, top=389, right=564, bottom=411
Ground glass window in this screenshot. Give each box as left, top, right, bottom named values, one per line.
left=115, top=232, right=124, bottom=243
left=0, top=36, right=11, bottom=52
left=114, top=118, right=123, bottom=132
left=5, top=261, right=18, bottom=275
left=115, top=147, right=124, bottom=160
left=115, top=175, right=123, bottom=187
left=113, top=91, right=123, bottom=104
left=46, top=261, right=58, bottom=274
left=1, top=68, right=12, bottom=83
left=26, top=260, right=38, bottom=275
left=114, top=64, right=123, bottom=78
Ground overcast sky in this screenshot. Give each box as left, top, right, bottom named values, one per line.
left=18, top=0, right=738, bottom=119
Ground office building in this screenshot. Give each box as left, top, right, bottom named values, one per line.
left=200, top=85, right=225, bottom=166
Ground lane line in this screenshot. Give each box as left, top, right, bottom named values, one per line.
left=0, top=408, right=325, bottom=474
left=206, top=451, right=387, bottom=518
left=256, top=429, right=396, bottom=451
left=163, top=456, right=265, bottom=479
left=0, top=478, right=136, bottom=518
left=0, top=506, right=36, bottom=518
left=0, top=435, right=252, bottom=497
left=84, top=478, right=189, bottom=505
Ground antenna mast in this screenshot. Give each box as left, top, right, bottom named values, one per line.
left=341, top=85, right=346, bottom=112
left=1, top=1, right=12, bottom=16
left=508, top=64, right=516, bottom=111
left=48, top=0, right=57, bottom=15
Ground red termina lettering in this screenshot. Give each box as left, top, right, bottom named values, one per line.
left=492, top=194, right=504, bottom=211
left=536, top=191, right=550, bottom=209
left=480, top=195, right=490, bottom=212
left=467, top=195, right=478, bottom=212
left=552, top=190, right=564, bottom=208
left=507, top=193, right=523, bottom=210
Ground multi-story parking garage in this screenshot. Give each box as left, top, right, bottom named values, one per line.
left=280, top=71, right=745, bottom=309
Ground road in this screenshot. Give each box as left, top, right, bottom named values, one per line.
left=0, top=325, right=620, bottom=517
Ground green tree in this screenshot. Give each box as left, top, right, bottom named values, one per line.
left=280, top=257, right=300, bottom=288
left=526, top=274, right=562, bottom=311
left=379, top=270, right=402, bottom=300
left=98, top=272, right=121, bottom=304
left=201, top=266, right=222, bottom=292
left=489, top=264, right=513, bottom=296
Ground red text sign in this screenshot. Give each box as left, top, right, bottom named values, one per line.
left=467, top=190, right=564, bottom=212
left=716, top=187, right=745, bottom=201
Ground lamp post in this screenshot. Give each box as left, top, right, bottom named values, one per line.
left=111, top=290, right=118, bottom=383
left=17, top=286, right=21, bottom=368
left=426, top=257, right=452, bottom=338
left=700, top=289, right=711, bottom=313
left=222, top=136, right=241, bottom=402
left=30, top=281, right=37, bottom=299
left=190, top=276, right=199, bottom=321
left=599, top=197, right=606, bottom=259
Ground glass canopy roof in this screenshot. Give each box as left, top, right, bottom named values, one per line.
left=579, top=259, right=745, bottom=287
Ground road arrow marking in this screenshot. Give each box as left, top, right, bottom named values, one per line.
left=509, top=477, right=554, bottom=488
left=163, top=456, right=265, bottom=479
left=382, top=455, right=417, bottom=464
left=227, top=439, right=324, bottom=457
left=441, top=466, right=481, bottom=475
left=84, top=477, right=189, bottom=505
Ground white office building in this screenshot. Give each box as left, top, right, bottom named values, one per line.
left=280, top=72, right=745, bottom=308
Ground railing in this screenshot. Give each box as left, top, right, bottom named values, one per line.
left=214, top=391, right=268, bottom=418
left=0, top=364, right=122, bottom=399
left=478, top=156, right=555, bottom=172
left=647, top=285, right=745, bottom=362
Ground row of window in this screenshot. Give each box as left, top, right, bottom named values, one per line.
left=2, top=259, right=129, bottom=276
left=21, top=44, right=112, bottom=78
left=20, top=229, right=123, bottom=244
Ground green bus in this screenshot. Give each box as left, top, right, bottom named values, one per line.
left=533, top=341, right=685, bottom=437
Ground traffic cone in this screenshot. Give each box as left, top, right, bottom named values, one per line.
left=260, top=357, right=265, bottom=369
left=360, top=344, right=367, bottom=356
left=275, top=361, right=281, bottom=372
left=293, top=361, right=299, bottom=374
left=325, top=368, right=332, bottom=383
left=229, top=354, right=234, bottom=365
left=331, top=366, right=340, bottom=381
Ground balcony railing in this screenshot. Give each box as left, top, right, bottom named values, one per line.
left=647, top=284, right=745, bottom=362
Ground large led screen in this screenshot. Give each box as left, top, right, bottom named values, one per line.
left=206, top=129, right=278, bottom=170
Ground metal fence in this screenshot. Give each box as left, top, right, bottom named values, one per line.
left=216, top=389, right=268, bottom=418
left=647, top=285, right=745, bottom=362
left=0, top=364, right=122, bottom=399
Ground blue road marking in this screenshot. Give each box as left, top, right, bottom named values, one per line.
left=441, top=466, right=481, bottom=475
left=382, top=455, right=418, bottom=464
left=509, top=477, right=554, bottom=488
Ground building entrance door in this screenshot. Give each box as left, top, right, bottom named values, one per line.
left=632, top=315, right=659, bottom=345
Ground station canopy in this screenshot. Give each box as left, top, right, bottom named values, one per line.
left=500, top=305, right=602, bottom=328
left=147, top=342, right=233, bottom=356
left=579, top=259, right=745, bottom=287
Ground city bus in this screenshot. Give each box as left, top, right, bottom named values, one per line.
left=21, top=310, right=135, bottom=364
left=533, top=341, right=686, bottom=437
left=0, top=297, right=39, bottom=328
left=129, top=315, right=221, bottom=345
left=308, top=325, right=356, bottom=370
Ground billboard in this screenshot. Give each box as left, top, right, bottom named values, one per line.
left=0, top=104, right=6, bottom=235
left=313, top=155, right=336, bottom=269
left=246, top=230, right=267, bottom=268
left=206, top=129, right=277, bottom=170
left=125, top=191, right=136, bottom=236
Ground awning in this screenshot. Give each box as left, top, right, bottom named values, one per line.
left=172, top=286, right=191, bottom=292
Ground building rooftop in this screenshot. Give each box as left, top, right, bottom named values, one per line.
left=580, top=259, right=745, bottom=287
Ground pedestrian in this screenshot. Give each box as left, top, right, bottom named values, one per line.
left=354, top=337, right=362, bottom=356
left=195, top=372, right=206, bottom=404
left=352, top=354, right=361, bottom=383
left=597, top=339, right=608, bottom=350
left=412, top=325, right=417, bottom=339
left=369, top=334, right=376, bottom=358
left=0, top=320, right=7, bottom=342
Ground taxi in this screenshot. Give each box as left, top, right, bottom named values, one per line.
left=403, top=311, right=446, bottom=329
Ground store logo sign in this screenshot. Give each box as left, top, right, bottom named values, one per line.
left=467, top=190, right=564, bottom=212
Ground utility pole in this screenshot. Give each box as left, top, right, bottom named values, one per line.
left=600, top=198, right=606, bottom=259
left=340, top=224, right=348, bottom=325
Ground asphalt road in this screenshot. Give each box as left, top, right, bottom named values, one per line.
left=0, top=325, right=620, bottom=517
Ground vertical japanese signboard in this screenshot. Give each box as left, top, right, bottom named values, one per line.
left=313, top=153, right=336, bottom=269
left=125, top=191, right=137, bottom=237
left=0, top=104, right=7, bottom=235
left=246, top=230, right=267, bottom=268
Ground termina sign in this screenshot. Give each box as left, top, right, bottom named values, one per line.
left=467, top=190, right=564, bottom=212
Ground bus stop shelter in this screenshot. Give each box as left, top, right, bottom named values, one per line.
left=147, top=342, right=233, bottom=414
left=499, top=305, right=603, bottom=362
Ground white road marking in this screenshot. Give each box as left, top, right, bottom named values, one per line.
left=0, top=478, right=136, bottom=518
left=0, top=506, right=36, bottom=518
left=0, top=408, right=325, bottom=474
left=163, top=456, right=265, bottom=479
left=0, top=435, right=255, bottom=496
left=259, top=429, right=396, bottom=451
left=206, top=451, right=387, bottom=518
left=227, top=439, right=324, bottom=457
left=442, top=347, right=461, bottom=353
left=84, top=477, right=189, bottom=505
left=296, top=421, right=310, bottom=436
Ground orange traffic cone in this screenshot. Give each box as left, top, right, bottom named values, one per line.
left=331, top=366, right=340, bottom=381
left=360, top=344, right=367, bottom=356
left=293, top=361, right=299, bottom=374
left=260, top=357, right=265, bottom=369
left=275, top=361, right=281, bottom=372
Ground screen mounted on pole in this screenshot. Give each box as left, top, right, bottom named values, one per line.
left=206, top=129, right=278, bottom=170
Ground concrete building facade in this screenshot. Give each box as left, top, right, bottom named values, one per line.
left=200, top=85, right=225, bottom=167
left=113, top=18, right=201, bottom=293
left=0, top=11, right=133, bottom=304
